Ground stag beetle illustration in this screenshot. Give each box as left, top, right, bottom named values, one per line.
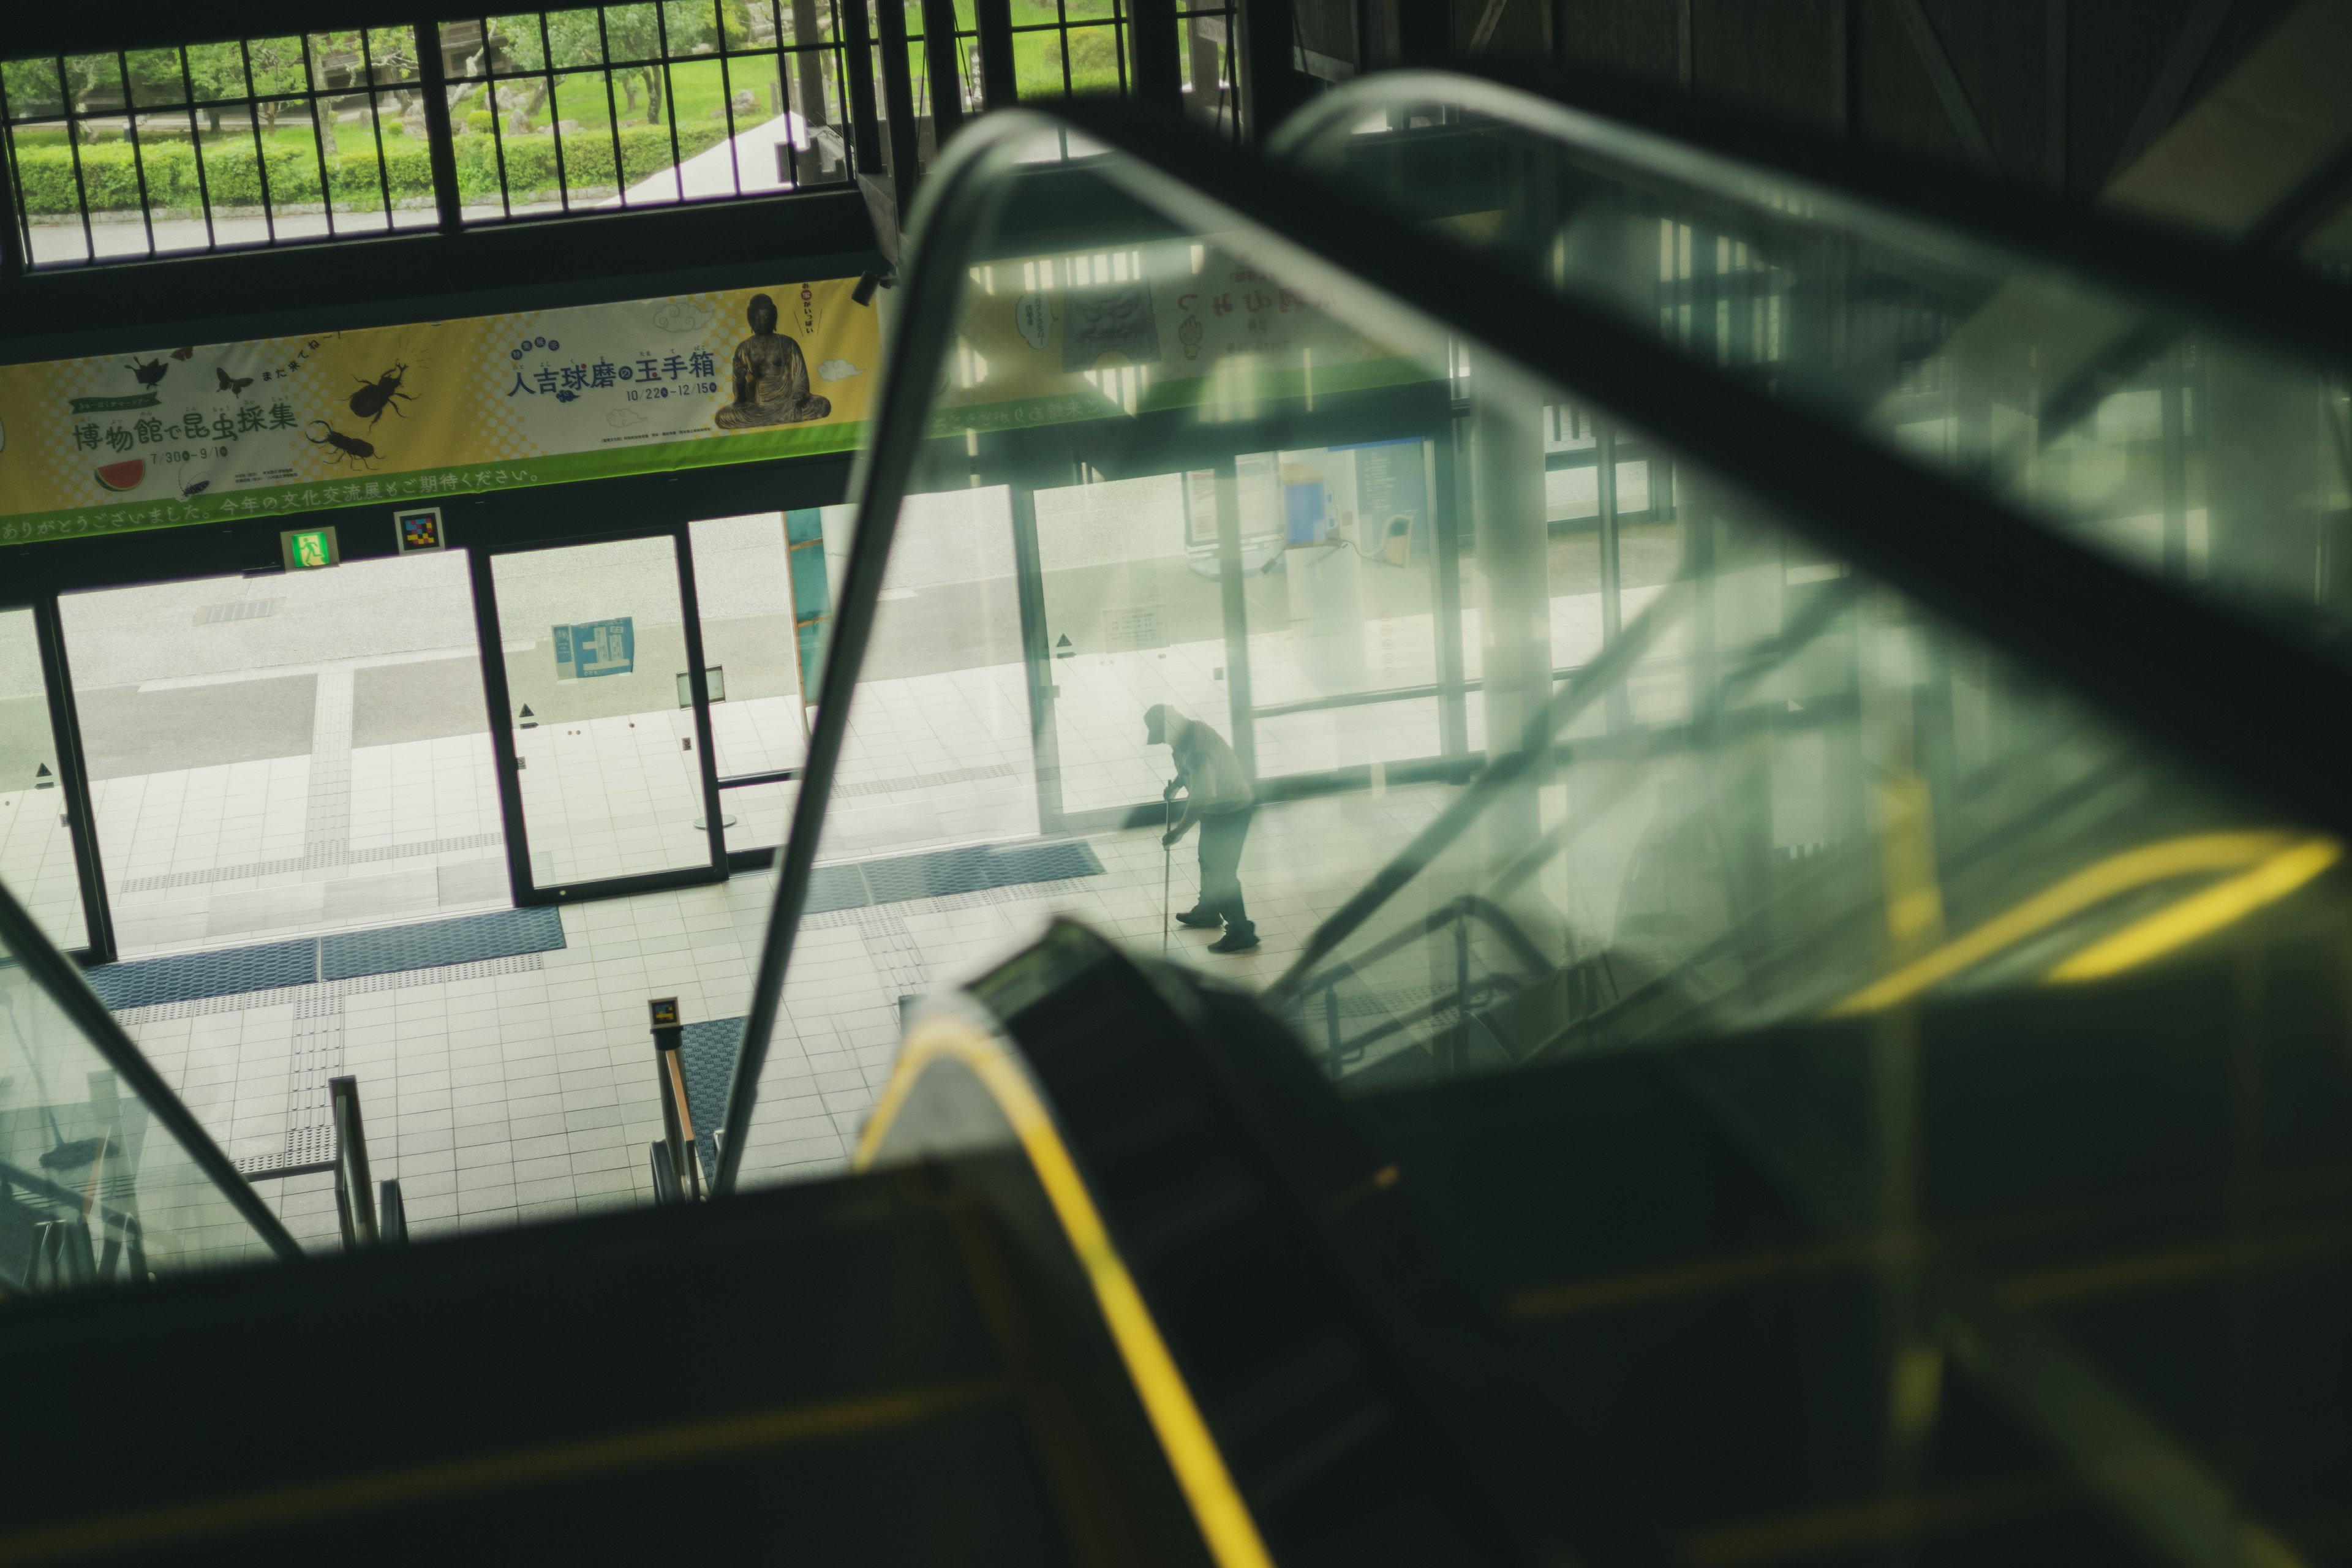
left=305, top=421, right=380, bottom=472
left=126, top=356, right=169, bottom=390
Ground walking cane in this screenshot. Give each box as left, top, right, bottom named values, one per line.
left=1161, top=793, right=1173, bottom=954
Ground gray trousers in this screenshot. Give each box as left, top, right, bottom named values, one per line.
left=1196, top=807, right=1254, bottom=933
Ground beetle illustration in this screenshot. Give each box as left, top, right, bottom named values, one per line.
left=304, top=420, right=379, bottom=471
left=181, top=479, right=209, bottom=499
left=349, top=363, right=413, bottom=428
left=126, top=356, right=169, bottom=389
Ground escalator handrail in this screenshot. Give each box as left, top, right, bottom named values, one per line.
left=1266, top=61, right=2352, bottom=372
left=712, top=100, right=2352, bottom=1191
left=1291, top=894, right=1554, bottom=1000
left=0, top=878, right=302, bottom=1263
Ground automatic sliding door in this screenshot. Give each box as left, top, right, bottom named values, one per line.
left=480, top=533, right=724, bottom=899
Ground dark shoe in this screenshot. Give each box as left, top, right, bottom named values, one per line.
left=1207, top=928, right=1260, bottom=954
left=1175, top=907, right=1222, bottom=929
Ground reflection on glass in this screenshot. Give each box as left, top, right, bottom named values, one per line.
left=0, top=894, right=282, bottom=1288
left=689, top=513, right=809, bottom=783
left=1280, top=78, right=2352, bottom=673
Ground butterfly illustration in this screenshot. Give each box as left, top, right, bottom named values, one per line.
left=170, top=346, right=194, bottom=361
left=217, top=367, right=254, bottom=396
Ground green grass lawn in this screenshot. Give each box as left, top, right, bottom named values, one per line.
left=10, top=11, right=1178, bottom=214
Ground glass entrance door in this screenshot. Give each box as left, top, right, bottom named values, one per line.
left=473, top=531, right=725, bottom=901
left=0, top=605, right=103, bottom=956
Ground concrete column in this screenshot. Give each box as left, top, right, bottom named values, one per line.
left=1469, top=367, right=1551, bottom=864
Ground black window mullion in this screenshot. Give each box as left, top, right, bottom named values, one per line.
left=713, top=1, right=740, bottom=199
left=908, top=2, right=929, bottom=128
left=0, top=74, right=31, bottom=274
left=1114, top=1, right=1129, bottom=96
left=839, top=0, right=881, bottom=182
left=1218, top=4, right=1236, bottom=140
left=596, top=8, right=627, bottom=206
left=537, top=15, right=570, bottom=209
left=360, top=29, right=394, bottom=227
left=830, top=0, right=859, bottom=178
left=774, top=0, right=803, bottom=188
left=973, top=0, right=1014, bottom=107
left=1058, top=2, right=1074, bottom=96
left=298, top=36, right=337, bottom=237
left=239, top=39, right=279, bottom=245
left=176, top=47, right=219, bottom=249
left=483, top=19, right=514, bottom=219
left=652, top=3, right=686, bottom=198
left=114, top=53, right=160, bottom=258
left=58, top=58, right=97, bottom=263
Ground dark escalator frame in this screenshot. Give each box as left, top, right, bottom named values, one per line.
left=0, top=1156, right=1220, bottom=1565
left=858, top=923, right=1591, bottom=1566
left=706, top=89, right=2352, bottom=1568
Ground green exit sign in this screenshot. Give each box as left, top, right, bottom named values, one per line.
left=279, top=525, right=340, bottom=571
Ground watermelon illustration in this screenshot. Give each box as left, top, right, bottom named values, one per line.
left=94, top=458, right=143, bottom=492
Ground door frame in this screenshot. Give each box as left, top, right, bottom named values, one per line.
left=469, top=521, right=729, bottom=908
left=3, top=594, right=117, bottom=965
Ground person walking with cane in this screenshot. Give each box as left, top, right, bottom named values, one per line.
left=1145, top=704, right=1258, bottom=954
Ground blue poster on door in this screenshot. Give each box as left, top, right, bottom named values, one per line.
left=552, top=617, right=635, bottom=679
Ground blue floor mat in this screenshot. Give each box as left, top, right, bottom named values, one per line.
left=85, top=940, right=318, bottom=1011
left=85, top=907, right=568, bottom=1011
left=320, top=908, right=565, bottom=981
left=803, top=839, right=1105, bottom=915
left=676, top=1016, right=745, bottom=1184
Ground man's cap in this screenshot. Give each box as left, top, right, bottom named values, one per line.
left=1144, top=703, right=1167, bottom=745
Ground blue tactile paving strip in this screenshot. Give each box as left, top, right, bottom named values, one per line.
left=802, top=864, right=871, bottom=916
left=803, top=840, right=1106, bottom=916
left=676, top=1016, right=746, bottom=1185
left=85, top=908, right=567, bottom=1012
left=85, top=939, right=320, bottom=1011
left=320, top=908, right=566, bottom=981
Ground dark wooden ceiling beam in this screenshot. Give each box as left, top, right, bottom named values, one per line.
left=0, top=189, right=881, bottom=365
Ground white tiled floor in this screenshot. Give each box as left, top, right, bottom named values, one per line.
left=48, top=514, right=1687, bottom=1252
left=726, top=783, right=1450, bottom=1192
left=110, top=775, right=1446, bottom=1250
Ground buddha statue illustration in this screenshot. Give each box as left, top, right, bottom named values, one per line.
left=714, top=293, right=832, bottom=428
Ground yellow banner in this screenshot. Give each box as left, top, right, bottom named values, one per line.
left=0, top=281, right=878, bottom=546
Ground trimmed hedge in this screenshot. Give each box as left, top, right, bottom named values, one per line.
left=12, top=121, right=736, bottom=214
left=453, top=122, right=733, bottom=200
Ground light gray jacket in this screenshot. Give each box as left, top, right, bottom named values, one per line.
left=1164, top=711, right=1254, bottom=840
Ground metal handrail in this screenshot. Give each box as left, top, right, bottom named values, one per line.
left=0, top=876, right=301, bottom=1262
left=1292, top=895, right=1554, bottom=1003
left=329, top=1076, right=378, bottom=1250
left=710, top=99, right=2352, bottom=1193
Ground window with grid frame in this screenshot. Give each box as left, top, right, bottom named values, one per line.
left=441, top=2, right=856, bottom=222
left=1, top=29, right=437, bottom=268
left=876, top=0, right=1237, bottom=178
left=995, top=2, right=1240, bottom=146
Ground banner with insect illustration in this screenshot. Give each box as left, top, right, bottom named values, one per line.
left=0, top=282, right=878, bottom=548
